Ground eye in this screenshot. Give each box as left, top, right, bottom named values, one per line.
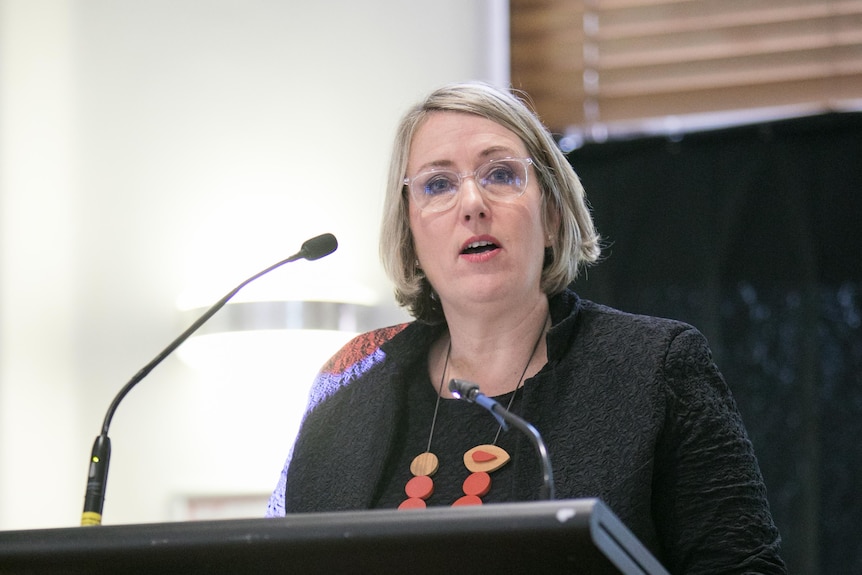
left=482, top=163, right=518, bottom=186
left=421, top=173, right=457, bottom=196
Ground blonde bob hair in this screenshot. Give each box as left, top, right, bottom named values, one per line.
left=380, top=81, right=600, bottom=323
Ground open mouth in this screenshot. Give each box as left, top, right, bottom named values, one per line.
left=461, top=240, right=499, bottom=255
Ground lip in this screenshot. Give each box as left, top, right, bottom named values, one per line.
left=459, top=234, right=502, bottom=262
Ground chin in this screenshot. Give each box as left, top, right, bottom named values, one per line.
left=454, top=282, right=537, bottom=308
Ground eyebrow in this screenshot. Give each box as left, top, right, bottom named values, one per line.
left=412, top=146, right=523, bottom=174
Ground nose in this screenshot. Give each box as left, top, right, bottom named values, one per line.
left=458, top=176, right=488, bottom=221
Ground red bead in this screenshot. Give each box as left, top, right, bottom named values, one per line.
left=471, top=450, right=496, bottom=463
left=398, top=498, right=427, bottom=510
left=452, top=495, right=483, bottom=507
left=462, top=472, right=491, bottom=497
left=405, top=474, right=434, bottom=500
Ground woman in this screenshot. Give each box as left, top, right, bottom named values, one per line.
left=266, top=82, right=785, bottom=574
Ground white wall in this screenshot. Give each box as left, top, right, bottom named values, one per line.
left=0, top=0, right=508, bottom=529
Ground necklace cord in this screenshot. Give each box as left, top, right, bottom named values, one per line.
left=426, top=340, right=451, bottom=453
left=427, top=316, right=549, bottom=452
left=492, top=322, right=546, bottom=445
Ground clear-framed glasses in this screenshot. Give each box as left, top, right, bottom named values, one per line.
left=404, top=157, right=534, bottom=213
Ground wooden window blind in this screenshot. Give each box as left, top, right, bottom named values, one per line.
left=510, top=0, right=862, bottom=137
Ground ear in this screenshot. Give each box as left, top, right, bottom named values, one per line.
left=544, top=203, right=561, bottom=247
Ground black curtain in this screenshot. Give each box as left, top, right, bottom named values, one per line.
left=567, top=112, right=862, bottom=574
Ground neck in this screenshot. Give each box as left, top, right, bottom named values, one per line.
left=432, top=294, right=550, bottom=398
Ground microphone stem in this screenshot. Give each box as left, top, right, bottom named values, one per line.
left=490, top=403, right=556, bottom=501
left=100, top=251, right=304, bottom=435
left=81, top=234, right=333, bottom=526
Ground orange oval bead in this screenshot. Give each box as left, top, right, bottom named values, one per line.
left=398, top=497, right=427, bottom=510
left=404, top=474, right=434, bottom=500
left=471, top=450, right=497, bottom=463
left=462, top=472, right=491, bottom=497
left=452, top=494, right=483, bottom=507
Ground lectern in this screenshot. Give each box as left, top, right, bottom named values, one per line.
left=0, top=498, right=668, bottom=574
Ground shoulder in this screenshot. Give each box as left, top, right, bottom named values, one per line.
left=579, top=298, right=692, bottom=334
left=573, top=297, right=702, bottom=355
left=554, top=289, right=693, bottom=335
left=574, top=300, right=727, bottom=412
left=598, top=301, right=713, bottom=370
left=559, top=293, right=717, bottom=386
left=321, top=323, right=412, bottom=376
left=302, top=323, right=416, bottom=416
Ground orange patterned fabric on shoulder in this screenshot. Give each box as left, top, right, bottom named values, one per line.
left=305, top=324, right=410, bottom=415
left=325, top=324, right=408, bottom=375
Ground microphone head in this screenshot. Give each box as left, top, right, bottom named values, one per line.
left=449, top=379, right=480, bottom=402
left=300, top=233, right=338, bottom=261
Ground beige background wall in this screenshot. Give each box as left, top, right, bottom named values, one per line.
left=0, top=0, right=508, bottom=529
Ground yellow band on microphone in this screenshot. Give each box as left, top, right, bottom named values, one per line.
left=81, top=511, right=102, bottom=526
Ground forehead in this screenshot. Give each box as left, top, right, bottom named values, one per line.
left=407, top=111, right=527, bottom=172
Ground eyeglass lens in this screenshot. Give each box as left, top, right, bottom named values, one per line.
left=409, top=158, right=530, bottom=212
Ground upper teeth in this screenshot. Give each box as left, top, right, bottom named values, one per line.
left=467, top=240, right=493, bottom=249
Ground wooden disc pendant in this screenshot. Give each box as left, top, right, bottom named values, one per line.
left=399, top=443, right=511, bottom=509
left=463, top=444, right=510, bottom=473
left=409, top=452, right=439, bottom=477
left=398, top=452, right=439, bottom=510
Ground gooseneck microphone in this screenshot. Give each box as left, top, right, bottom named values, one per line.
left=449, top=378, right=556, bottom=501
left=80, top=233, right=338, bottom=526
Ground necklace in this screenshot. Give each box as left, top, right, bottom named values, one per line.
left=398, top=319, right=548, bottom=509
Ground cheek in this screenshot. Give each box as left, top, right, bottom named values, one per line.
left=408, top=207, right=434, bottom=261
left=522, top=198, right=548, bottom=239
left=407, top=205, right=422, bottom=239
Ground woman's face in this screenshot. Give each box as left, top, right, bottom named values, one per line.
left=406, top=111, right=552, bottom=313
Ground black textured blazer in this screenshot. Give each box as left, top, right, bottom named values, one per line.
left=269, top=289, right=785, bottom=575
